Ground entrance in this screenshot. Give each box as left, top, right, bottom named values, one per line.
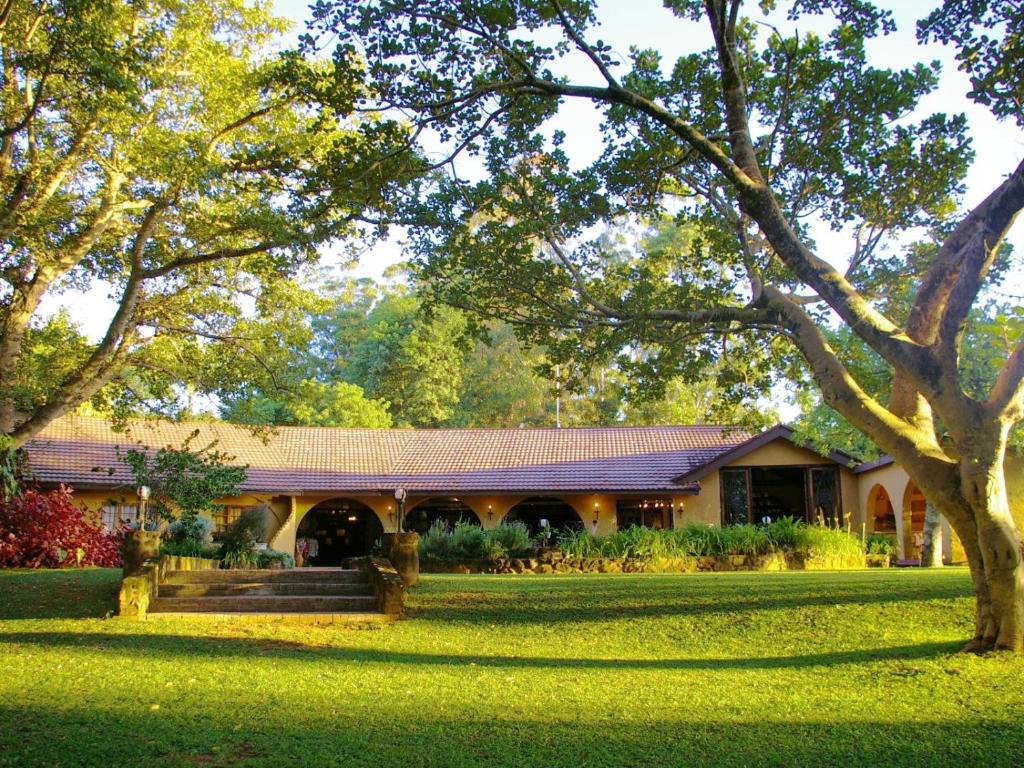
left=297, top=499, right=383, bottom=566
left=504, top=497, right=582, bottom=539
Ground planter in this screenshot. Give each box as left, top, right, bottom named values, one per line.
left=123, top=530, right=161, bottom=577
left=383, top=532, right=420, bottom=587
left=865, top=554, right=891, bottom=568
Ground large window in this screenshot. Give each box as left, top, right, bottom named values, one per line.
left=720, top=466, right=841, bottom=525
left=213, top=505, right=250, bottom=532
left=100, top=504, right=138, bottom=531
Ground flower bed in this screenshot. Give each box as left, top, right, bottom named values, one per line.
left=421, top=520, right=868, bottom=574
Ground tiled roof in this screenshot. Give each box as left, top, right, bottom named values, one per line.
left=23, top=415, right=754, bottom=495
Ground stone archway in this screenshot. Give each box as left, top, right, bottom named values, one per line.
left=504, top=497, right=583, bottom=539
left=867, top=484, right=897, bottom=534
left=296, top=498, right=384, bottom=566
left=405, top=497, right=482, bottom=535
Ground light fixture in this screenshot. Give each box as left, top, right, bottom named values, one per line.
left=394, top=488, right=407, bottom=532
left=137, top=486, right=151, bottom=530
left=487, top=504, right=494, bottom=521
left=347, top=515, right=358, bottom=522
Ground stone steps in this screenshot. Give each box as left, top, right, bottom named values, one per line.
left=149, top=568, right=382, bottom=618
left=158, top=582, right=374, bottom=598
left=161, top=567, right=366, bottom=585
left=149, top=594, right=379, bottom=613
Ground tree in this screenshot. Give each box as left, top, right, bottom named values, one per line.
left=0, top=0, right=414, bottom=449
left=348, top=290, right=470, bottom=426
left=117, top=431, right=247, bottom=531
left=311, top=1, right=1024, bottom=650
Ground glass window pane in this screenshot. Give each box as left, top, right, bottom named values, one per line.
left=811, top=468, right=840, bottom=527
left=721, top=470, right=749, bottom=525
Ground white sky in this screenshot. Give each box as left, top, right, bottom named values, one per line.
left=42, top=1, right=1024, bottom=419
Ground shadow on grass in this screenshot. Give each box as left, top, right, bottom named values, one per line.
left=405, top=573, right=974, bottom=625
left=0, top=700, right=1020, bottom=768
left=0, top=630, right=964, bottom=670
left=0, top=568, right=120, bottom=619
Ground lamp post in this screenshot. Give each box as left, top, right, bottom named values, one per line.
left=138, top=485, right=151, bottom=531
left=394, top=487, right=407, bottom=533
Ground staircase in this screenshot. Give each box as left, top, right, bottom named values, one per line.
left=147, top=568, right=385, bottom=623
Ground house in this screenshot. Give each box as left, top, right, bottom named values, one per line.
left=24, top=414, right=1018, bottom=566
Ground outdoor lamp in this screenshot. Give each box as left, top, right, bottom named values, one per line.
left=138, top=485, right=151, bottom=530
left=394, top=488, right=407, bottom=531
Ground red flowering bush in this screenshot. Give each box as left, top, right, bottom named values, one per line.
left=0, top=486, right=123, bottom=568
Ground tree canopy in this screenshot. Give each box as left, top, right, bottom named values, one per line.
left=0, top=0, right=417, bottom=448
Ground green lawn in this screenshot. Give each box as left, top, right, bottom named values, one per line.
left=1, top=568, right=1022, bottom=767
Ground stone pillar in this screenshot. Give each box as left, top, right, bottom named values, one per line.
left=123, top=530, right=161, bottom=577
left=383, top=532, right=420, bottom=587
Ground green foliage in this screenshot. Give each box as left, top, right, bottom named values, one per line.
left=420, top=520, right=453, bottom=560
left=221, top=506, right=277, bottom=561
left=795, top=525, right=867, bottom=561
left=420, top=520, right=534, bottom=560
left=117, top=431, right=247, bottom=531
left=165, top=516, right=215, bottom=544
left=919, top=0, right=1024, bottom=125
left=257, top=548, right=296, bottom=569
left=866, top=534, right=896, bottom=556
left=221, top=547, right=260, bottom=569
left=486, top=521, right=532, bottom=556
left=447, top=522, right=488, bottom=560
left=160, top=539, right=222, bottom=560
left=348, top=291, right=470, bottom=427
left=0, top=0, right=418, bottom=446
left=763, top=516, right=803, bottom=551
left=555, top=521, right=864, bottom=562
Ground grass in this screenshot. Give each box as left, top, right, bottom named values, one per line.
left=0, top=568, right=1022, bottom=767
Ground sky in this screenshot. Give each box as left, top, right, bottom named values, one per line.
left=39, top=0, right=1024, bottom=419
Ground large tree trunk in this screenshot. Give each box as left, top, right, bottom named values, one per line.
left=920, top=501, right=944, bottom=567
left=960, top=452, right=1024, bottom=652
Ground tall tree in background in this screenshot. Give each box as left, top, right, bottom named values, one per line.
left=0, top=0, right=414, bottom=448
left=312, top=0, right=1024, bottom=650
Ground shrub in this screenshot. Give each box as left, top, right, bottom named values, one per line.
left=796, top=524, right=865, bottom=561
left=448, top=521, right=488, bottom=559
left=764, top=516, right=802, bottom=550
left=257, top=548, right=295, bottom=569
left=488, top=521, right=531, bottom=556
left=220, top=505, right=276, bottom=561
left=420, top=520, right=452, bottom=560
left=718, top=524, right=772, bottom=556
left=160, top=539, right=222, bottom=559
left=558, top=529, right=602, bottom=559
left=0, top=487, right=122, bottom=568
left=866, top=534, right=895, bottom=556
left=166, top=515, right=215, bottom=544
left=221, top=547, right=260, bottom=569
left=676, top=523, right=720, bottom=557
left=420, top=520, right=534, bottom=561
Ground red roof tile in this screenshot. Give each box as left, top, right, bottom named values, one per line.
left=23, top=415, right=753, bottom=495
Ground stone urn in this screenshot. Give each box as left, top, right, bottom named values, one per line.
left=123, top=530, right=161, bottom=577
left=383, top=532, right=420, bottom=587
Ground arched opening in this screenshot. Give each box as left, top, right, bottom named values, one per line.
left=296, top=498, right=383, bottom=566
left=902, top=481, right=926, bottom=562
left=868, top=484, right=897, bottom=534
left=504, top=497, right=583, bottom=540
left=404, top=497, right=481, bottom=535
